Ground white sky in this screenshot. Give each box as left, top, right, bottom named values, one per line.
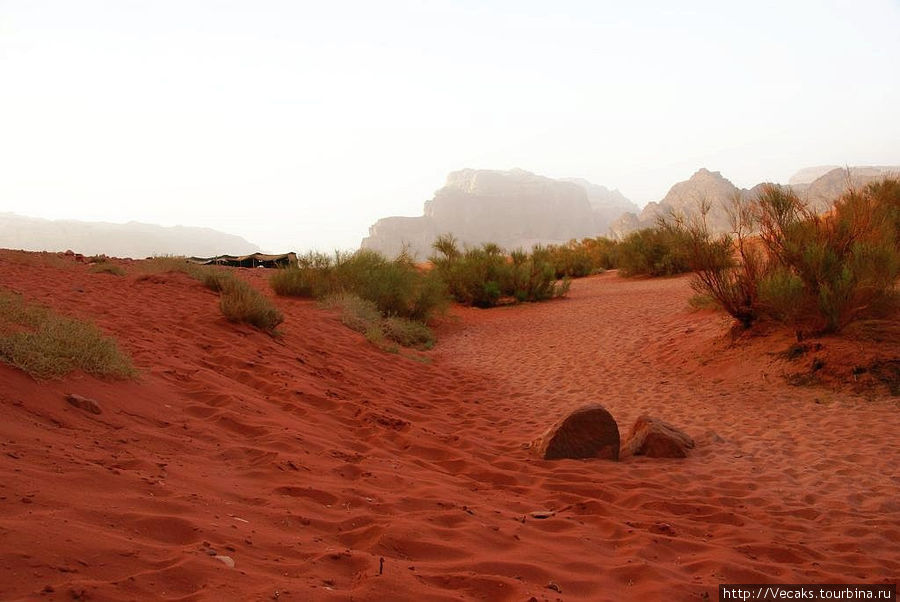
left=2, top=0, right=899, bottom=252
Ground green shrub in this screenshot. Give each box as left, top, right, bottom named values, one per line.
left=757, top=181, right=899, bottom=332
left=545, top=237, right=619, bottom=278
left=272, top=249, right=446, bottom=322
left=0, top=290, right=136, bottom=380
left=430, top=235, right=569, bottom=307
left=269, top=252, right=335, bottom=298
left=617, top=227, right=693, bottom=277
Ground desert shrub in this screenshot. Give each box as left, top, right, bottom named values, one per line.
left=506, top=247, right=569, bottom=302
left=273, top=249, right=446, bottom=322
left=430, top=235, right=568, bottom=307
left=381, top=316, right=435, bottom=350
left=546, top=237, right=619, bottom=278
left=617, top=227, right=693, bottom=277
left=430, top=236, right=508, bottom=307
left=756, top=181, right=899, bottom=332
left=140, top=258, right=284, bottom=334
left=674, top=180, right=899, bottom=333
left=322, top=293, right=382, bottom=334
left=668, top=198, right=766, bottom=328
left=204, top=270, right=283, bottom=333
left=269, top=252, right=335, bottom=298
left=322, top=293, right=435, bottom=350
left=0, top=290, right=136, bottom=379
left=90, top=263, right=126, bottom=276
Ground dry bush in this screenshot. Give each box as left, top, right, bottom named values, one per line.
left=674, top=179, right=899, bottom=333
left=0, top=290, right=136, bottom=379
left=90, top=263, right=126, bottom=276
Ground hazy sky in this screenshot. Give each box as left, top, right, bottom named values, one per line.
left=2, top=1, right=899, bottom=252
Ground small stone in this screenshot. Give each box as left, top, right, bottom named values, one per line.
left=214, top=555, right=235, bottom=568
left=650, top=522, right=676, bottom=536
left=547, top=581, right=562, bottom=593
left=529, top=510, right=556, bottom=519
left=65, top=394, right=102, bottom=415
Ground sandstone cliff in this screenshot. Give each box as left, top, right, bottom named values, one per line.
left=0, top=213, right=260, bottom=258
left=361, top=169, right=634, bottom=260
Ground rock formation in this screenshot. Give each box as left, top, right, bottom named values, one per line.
left=0, top=213, right=260, bottom=258
left=609, top=165, right=900, bottom=239
left=361, top=169, right=635, bottom=260
left=609, top=168, right=757, bottom=238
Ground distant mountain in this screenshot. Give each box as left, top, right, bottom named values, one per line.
left=362, top=169, right=635, bottom=260
left=609, top=168, right=758, bottom=238
left=0, top=213, right=260, bottom=258
left=788, top=165, right=841, bottom=186
left=791, top=166, right=900, bottom=212
left=609, top=165, right=900, bottom=239
left=561, top=178, right=639, bottom=233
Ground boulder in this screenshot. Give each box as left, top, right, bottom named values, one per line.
left=621, top=415, right=694, bottom=458
left=533, top=404, right=620, bottom=460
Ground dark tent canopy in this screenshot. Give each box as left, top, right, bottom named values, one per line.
left=188, top=252, right=297, bottom=269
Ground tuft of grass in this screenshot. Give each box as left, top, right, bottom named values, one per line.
left=322, top=293, right=435, bottom=351
left=200, top=269, right=283, bottom=333
left=0, top=290, right=136, bottom=380
left=140, top=257, right=284, bottom=334
left=90, top=263, right=126, bottom=276
left=381, top=316, right=435, bottom=350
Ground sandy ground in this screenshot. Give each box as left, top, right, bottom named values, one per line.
left=0, top=252, right=897, bottom=601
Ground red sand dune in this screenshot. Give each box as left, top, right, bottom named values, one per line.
left=0, top=252, right=897, bottom=601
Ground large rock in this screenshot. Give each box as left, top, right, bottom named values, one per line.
left=621, top=415, right=694, bottom=459
left=361, top=169, right=634, bottom=260
left=533, top=404, right=620, bottom=461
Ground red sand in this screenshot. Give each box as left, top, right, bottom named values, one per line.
left=1, top=253, right=897, bottom=601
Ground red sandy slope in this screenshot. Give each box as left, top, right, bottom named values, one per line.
left=0, top=253, right=897, bottom=601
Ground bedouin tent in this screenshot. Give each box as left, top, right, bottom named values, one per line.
left=187, top=253, right=298, bottom=269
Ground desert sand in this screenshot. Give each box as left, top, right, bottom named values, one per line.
left=0, top=252, right=897, bottom=601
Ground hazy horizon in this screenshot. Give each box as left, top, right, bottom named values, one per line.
left=2, top=1, right=899, bottom=252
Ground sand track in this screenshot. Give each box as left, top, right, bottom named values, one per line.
left=0, top=256, right=897, bottom=601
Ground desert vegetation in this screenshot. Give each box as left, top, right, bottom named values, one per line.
left=670, top=178, right=899, bottom=333
left=0, top=289, right=136, bottom=379
left=142, top=257, right=284, bottom=334
left=429, top=235, right=570, bottom=307
left=270, top=249, right=445, bottom=348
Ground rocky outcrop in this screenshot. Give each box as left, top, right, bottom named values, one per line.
left=532, top=404, right=620, bottom=461
left=793, top=166, right=900, bottom=212
left=609, top=165, right=900, bottom=239
left=0, top=213, right=260, bottom=258
left=620, top=415, right=694, bottom=459
left=361, top=169, right=633, bottom=260
left=610, top=168, right=751, bottom=238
